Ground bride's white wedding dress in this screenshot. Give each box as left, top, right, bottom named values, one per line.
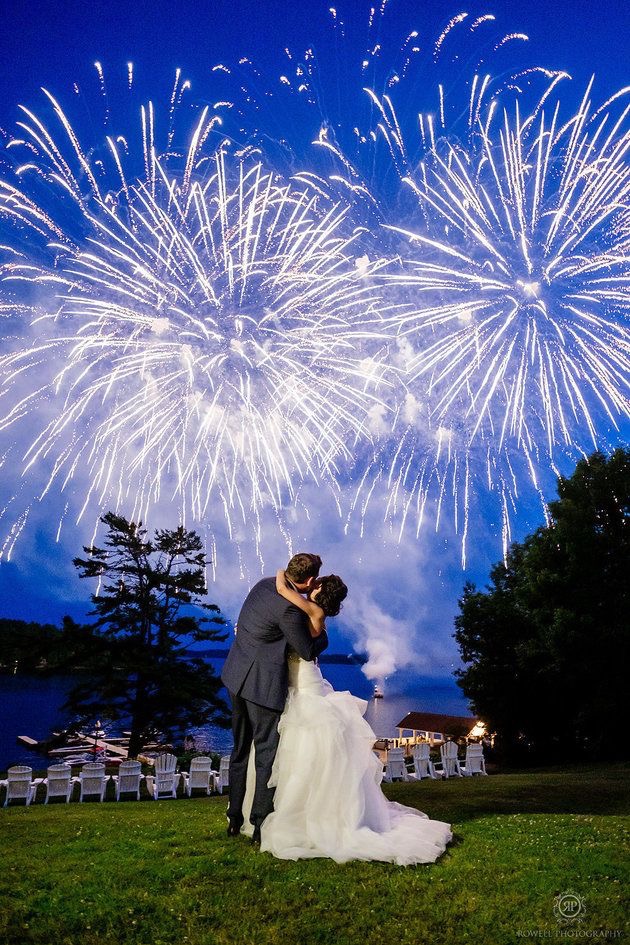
left=241, top=654, right=453, bottom=864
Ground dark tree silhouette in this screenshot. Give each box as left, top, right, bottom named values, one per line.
left=454, top=448, right=630, bottom=763
left=0, top=617, right=61, bottom=672
left=68, top=512, right=229, bottom=757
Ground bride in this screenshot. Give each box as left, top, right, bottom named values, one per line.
left=241, top=570, right=453, bottom=865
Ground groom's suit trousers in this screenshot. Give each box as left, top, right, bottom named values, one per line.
left=227, top=689, right=282, bottom=827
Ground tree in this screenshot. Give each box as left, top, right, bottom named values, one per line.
left=454, top=448, right=630, bottom=763
left=68, top=512, right=229, bottom=757
left=0, top=618, right=60, bottom=672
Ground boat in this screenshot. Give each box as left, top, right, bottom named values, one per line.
left=373, top=685, right=384, bottom=699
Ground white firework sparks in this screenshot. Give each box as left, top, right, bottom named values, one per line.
left=0, top=54, right=628, bottom=572
left=355, top=78, right=630, bottom=562
left=0, top=85, right=389, bottom=556
left=390, top=79, right=630, bottom=449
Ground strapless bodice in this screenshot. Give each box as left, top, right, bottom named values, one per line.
left=287, top=652, right=326, bottom=694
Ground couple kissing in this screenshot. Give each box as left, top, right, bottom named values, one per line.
left=221, top=552, right=452, bottom=864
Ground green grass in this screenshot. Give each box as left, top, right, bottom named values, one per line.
left=1, top=765, right=628, bottom=945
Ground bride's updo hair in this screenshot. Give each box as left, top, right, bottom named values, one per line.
left=316, top=575, right=348, bottom=617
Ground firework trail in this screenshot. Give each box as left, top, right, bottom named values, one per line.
left=208, top=4, right=545, bottom=202
left=0, top=78, right=390, bottom=558
left=211, top=5, right=618, bottom=565
left=391, top=81, right=629, bottom=447
left=350, top=77, right=630, bottom=563
left=0, top=7, right=628, bottom=573
left=199, top=8, right=589, bottom=566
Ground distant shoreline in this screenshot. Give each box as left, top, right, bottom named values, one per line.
left=1, top=650, right=369, bottom=676
left=194, top=649, right=368, bottom=665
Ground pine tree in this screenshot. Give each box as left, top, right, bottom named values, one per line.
left=68, top=512, right=229, bottom=757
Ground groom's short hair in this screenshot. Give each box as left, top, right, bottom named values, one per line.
left=286, top=553, right=322, bottom=583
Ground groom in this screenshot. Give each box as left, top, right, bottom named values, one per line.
left=221, top=552, right=329, bottom=843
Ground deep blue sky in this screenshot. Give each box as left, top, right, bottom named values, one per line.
left=1, top=0, right=628, bottom=125
left=0, top=0, right=628, bottom=670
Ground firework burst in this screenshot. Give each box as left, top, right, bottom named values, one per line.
left=352, top=78, right=630, bottom=561
left=0, top=31, right=628, bottom=572
left=0, top=83, right=390, bottom=556
left=391, top=80, right=629, bottom=444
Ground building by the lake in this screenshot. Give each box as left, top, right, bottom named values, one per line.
left=394, top=711, right=487, bottom=749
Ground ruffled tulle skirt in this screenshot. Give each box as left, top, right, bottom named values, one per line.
left=242, top=659, right=452, bottom=865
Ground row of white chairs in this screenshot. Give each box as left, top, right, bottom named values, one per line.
left=1, top=754, right=232, bottom=806
left=145, top=753, right=230, bottom=800
left=382, top=741, right=487, bottom=782
left=3, top=744, right=479, bottom=805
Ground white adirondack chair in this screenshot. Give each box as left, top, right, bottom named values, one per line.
left=149, top=753, right=180, bottom=800
left=216, top=755, right=230, bottom=794
left=1, top=766, right=41, bottom=806
left=78, top=763, right=109, bottom=802
left=43, top=764, right=77, bottom=803
left=382, top=747, right=410, bottom=782
left=410, top=743, right=440, bottom=780
left=112, top=760, right=144, bottom=800
left=182, top=756, right=216, bottom=797
left=436, top=740, right=463, bottom=778
left=460, top=743, right=488, bottom=776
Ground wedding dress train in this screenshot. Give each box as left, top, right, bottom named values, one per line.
left=241, top=655, right=452, bottom=864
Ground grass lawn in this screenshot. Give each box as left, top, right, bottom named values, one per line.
left=0, top=764, right=628, bottom=945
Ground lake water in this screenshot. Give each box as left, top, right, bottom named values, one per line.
left=0, top=660, right=471, bottom=770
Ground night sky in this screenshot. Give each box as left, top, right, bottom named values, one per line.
left=0, top=0, right=628, bottom=678
left=1, top=0, right=628, bottom=106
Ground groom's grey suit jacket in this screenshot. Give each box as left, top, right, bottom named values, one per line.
left=221, top=577, right=328, bottom=712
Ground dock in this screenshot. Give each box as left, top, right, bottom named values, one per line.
left=49, top=738, right=128, bottom=758
left=17, top=736, right=39, bottom=748
left=18, top=733, right=129, bottom=759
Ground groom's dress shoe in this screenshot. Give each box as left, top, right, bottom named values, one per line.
left=227, top=817, right=243, bottom=838
left=252, top=825, right=262, bottom=845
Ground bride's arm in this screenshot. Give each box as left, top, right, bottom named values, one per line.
left=276, top=569, right=326, bottom=637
